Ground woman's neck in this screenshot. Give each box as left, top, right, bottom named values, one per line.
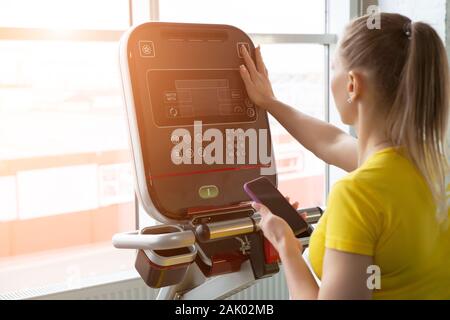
left=355, top=103, right=394, bottom=166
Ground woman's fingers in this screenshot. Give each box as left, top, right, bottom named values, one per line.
left=255, top=46, right=268, bottom=76
left=239, top=65, right=252, bottom=88
left=285, top=196, right=299, bottom=210
left=252, top=202, right=271, bottom=217
left=251, top=201, right=261, bottom=211
left=259, top=205, right=271, bottom=217
left=241, top=45, right=258, bottom=80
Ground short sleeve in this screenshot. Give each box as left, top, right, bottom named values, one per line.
left=324, top=179, right=382, bottom=256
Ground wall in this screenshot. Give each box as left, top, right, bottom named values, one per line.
left=379, top=0, right=446, bottom=40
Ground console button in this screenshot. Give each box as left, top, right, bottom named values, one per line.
left=244, top=98, right=254, bottom=108
left=246, top=108, right=256, bottom=118
left=233, top=105, right=244, bottom=114
left=168, top=106, right=179, bottom=117
left=139, top=41, right=155, bottom=57
left=237, top=42, right=250, bottom=58
left=231, top=89, right=242, bottom=100
left=164, top=91, right=177, bottom=103
left=198, top=185, right=219, bottom=199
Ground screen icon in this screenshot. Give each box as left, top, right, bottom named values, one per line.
left=233, top=105, right=244, bottom=114
left=168, top=106, right=179, bottom=118
left=231, top=89, right=242, bottom=100
left=237, top=42, right=250, bottom=58
left=164, top=91, right=177, bottom=103
left=139, top=41, right=155, bottom=57
left=244, top=97, right=254, bottom=108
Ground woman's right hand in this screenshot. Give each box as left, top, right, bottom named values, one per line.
left=239, top=45, right=277, bottom=110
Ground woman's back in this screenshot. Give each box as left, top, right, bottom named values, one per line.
left=310, top=147, right=450, bottom=299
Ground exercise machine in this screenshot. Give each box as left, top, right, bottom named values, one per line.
left=112, top=22, right=323, bottom=300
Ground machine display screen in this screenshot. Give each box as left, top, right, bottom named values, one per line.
left=147, top=69, right=258, bottom=126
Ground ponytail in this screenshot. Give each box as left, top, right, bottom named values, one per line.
left=340, top=13, right=449, bottom=224
left=389, top=21, right=449, bottom=223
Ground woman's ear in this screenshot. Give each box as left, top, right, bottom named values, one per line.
left=346, top=70, right=363, bottom=102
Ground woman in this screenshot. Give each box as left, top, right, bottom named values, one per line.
left=239, top=13, right=450, bottom=299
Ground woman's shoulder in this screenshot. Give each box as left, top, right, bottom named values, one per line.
left=328, top=150, right=400, bottom=205
left=330, top=147, right=431, bottom=211
left=344, top=147, right=419, bottom=188
left=329, top=175, right=378, bottom=205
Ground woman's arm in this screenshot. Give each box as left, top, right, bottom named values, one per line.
left=239, top=46, right=358, bottom=172
left=278, top=245, right=374, bottom=300
left=319, top=249, right=373, bottom=300
left=265, top=99, right=358, bottom=172
left=255, top=203, right=374, bottom=300
left=278, top=238, right=319, bottom=299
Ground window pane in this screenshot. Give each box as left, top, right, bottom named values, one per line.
left=0, top=40, right=134, bottom=270
left=0, top=0, right=140, bottom=294
left=160, top=0, right=325, bottom=34
left=0, top=41, right=127, bottom=157
left=262, top=44, right=325, bottom=207
left=0, top=0, right=130, bottom=30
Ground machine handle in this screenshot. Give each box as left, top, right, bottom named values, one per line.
left=195, top=217, right=256, bottom=242
left=195, top=207, right=323, bottom=242
left=114, top=208, right=323, bottom=248
left=112, top=230, right=196, bottom=250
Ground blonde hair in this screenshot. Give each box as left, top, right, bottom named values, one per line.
left=340, top=13, right=449, bottom=223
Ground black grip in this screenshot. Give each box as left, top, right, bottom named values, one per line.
left=248, top=231, right=279, bottom=279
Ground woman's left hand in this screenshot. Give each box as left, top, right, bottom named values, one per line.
left=252, top=200, right=305, bottom=253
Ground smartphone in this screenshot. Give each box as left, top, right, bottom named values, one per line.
left=244, top=177, right=309, bottom=236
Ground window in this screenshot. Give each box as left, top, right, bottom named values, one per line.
left=0, top=1, right=138, bottom=295
left=159, top=0, right=326, bottom=34
left=0, top=0, right=130, bottom=30
left=158, top=0, right=331, bottom=211
left=262, top=44, right=326, bottom=207
left=0, top=0, right=351, bottom=296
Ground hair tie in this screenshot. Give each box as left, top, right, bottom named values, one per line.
left=403, top=22, right=413, bottom=40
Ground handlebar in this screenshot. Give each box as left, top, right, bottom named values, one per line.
left=112, top=230, right=196, bottom=250
left=112, top=207, right=323, bottom=250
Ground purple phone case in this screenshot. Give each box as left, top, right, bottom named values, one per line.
left=243, top=183, right=261, bottom=204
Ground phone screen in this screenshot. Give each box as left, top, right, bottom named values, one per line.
left=244, top=177, right=309, bottom=236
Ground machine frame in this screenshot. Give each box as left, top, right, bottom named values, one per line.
left=113, top=22, right=323, bottom=300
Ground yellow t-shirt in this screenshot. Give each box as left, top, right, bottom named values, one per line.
left=309, top=147, right=450, bottom=299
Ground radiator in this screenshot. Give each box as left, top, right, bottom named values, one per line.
left=15, top=268, right=289, bottom=300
